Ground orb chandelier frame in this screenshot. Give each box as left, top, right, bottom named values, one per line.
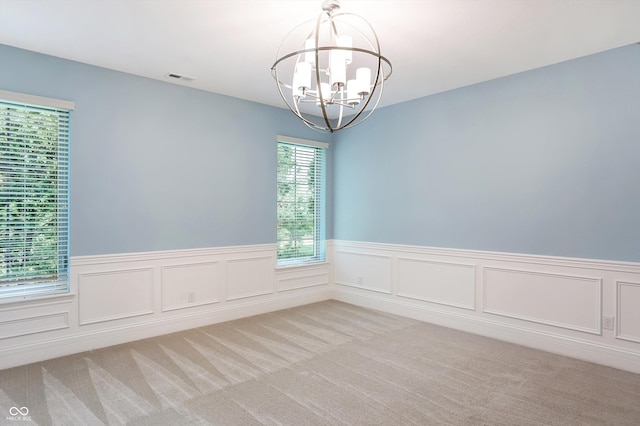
left=271, top=0, right=392, bottom=133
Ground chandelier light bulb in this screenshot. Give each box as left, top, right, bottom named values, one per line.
left=356, top=67, right=371, bottom=96
left=294, top=62, right=311, bottom=94
left=330, top=51, right=347, bottom=87
left=271, top=0, right=392, bottom=132
left=337, top=35, right=353, bottom=64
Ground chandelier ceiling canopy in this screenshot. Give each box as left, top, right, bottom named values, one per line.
left=272, top=0, right=392, bottom=133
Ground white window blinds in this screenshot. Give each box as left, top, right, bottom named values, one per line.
left=277, top=136, right=327, bottom=265
left=0, top=92, right=72, bottom=300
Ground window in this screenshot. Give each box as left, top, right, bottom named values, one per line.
left=0, top=90, right=73, bottom=301
left=277, top=135, right=327, bottom=265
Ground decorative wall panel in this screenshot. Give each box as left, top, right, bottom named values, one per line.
left=0, top=312, right=68, bottom=339
left=277, top=264, right=330, bottom=291
left=79, top=268, right=154, bottom=325
left=617, top=281, right=640, bottom=343
left=334, top=250, right=392, bottom=293
left=483, top=267, right=601, bottom=334
left=226, top=255, right=275, bottom=300
left=161, top=261, right=223, bottom=312
left=396, top=258, right=475, bottom=309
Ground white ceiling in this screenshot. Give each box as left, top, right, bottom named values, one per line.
left=1, top=0, right=639, bottom=111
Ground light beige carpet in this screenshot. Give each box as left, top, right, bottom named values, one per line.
left=1, top=300, right=640, bottom=425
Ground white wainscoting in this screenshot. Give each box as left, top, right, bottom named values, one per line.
left=3, top=239, right=640, bottom=374
left=0, top=312, right=69, bottom=340
left=483, top=267, right=602, bottom=334
left=332, top=240, right=640, bottom=374
left=617, top=281, right=640, bottom=344
left=227, top=255, right=275, bottom=301
left=161, top=261, right=223, bottom=312
left=276, top=262, right=330, bottom=292
left=0, top=244, right=330, bottom=370
left=334, top=250, right=392, bottom=293
left=79, top=267, right=155, bottom=325
left=396, top=257, right=475, bottom=310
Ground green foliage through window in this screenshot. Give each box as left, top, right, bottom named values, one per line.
left=0, top=98, right=70, bottom=299
left=277, top=141, right=325, bottom=264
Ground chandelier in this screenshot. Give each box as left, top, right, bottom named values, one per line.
left=271, top=0, right=392, bottom=132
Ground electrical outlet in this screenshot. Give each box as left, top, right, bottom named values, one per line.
left=357, top=276, right=363, bottom=285
left=188, top=292, right=195, bottom=303
left=603, top=316, right=615, bottom=330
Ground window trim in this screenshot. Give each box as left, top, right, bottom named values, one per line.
left=0, top=90, right=73, bottom=302
left=276, top=135, right=328, bottom=267
left=0, top=90, right=75, bottom=111
left=276, top=135, right=329, bottom=150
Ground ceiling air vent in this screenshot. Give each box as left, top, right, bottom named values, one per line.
left=166, top=73, right=195, bottom=82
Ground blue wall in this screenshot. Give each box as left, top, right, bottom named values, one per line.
left=3, top=43, right=639, bottom=262
left=0, top=44, right=331, bottom=256
left=333, top=44, right=640, bottom=262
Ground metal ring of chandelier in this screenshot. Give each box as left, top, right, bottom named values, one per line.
left=271, top=1, right=392, bottom=133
